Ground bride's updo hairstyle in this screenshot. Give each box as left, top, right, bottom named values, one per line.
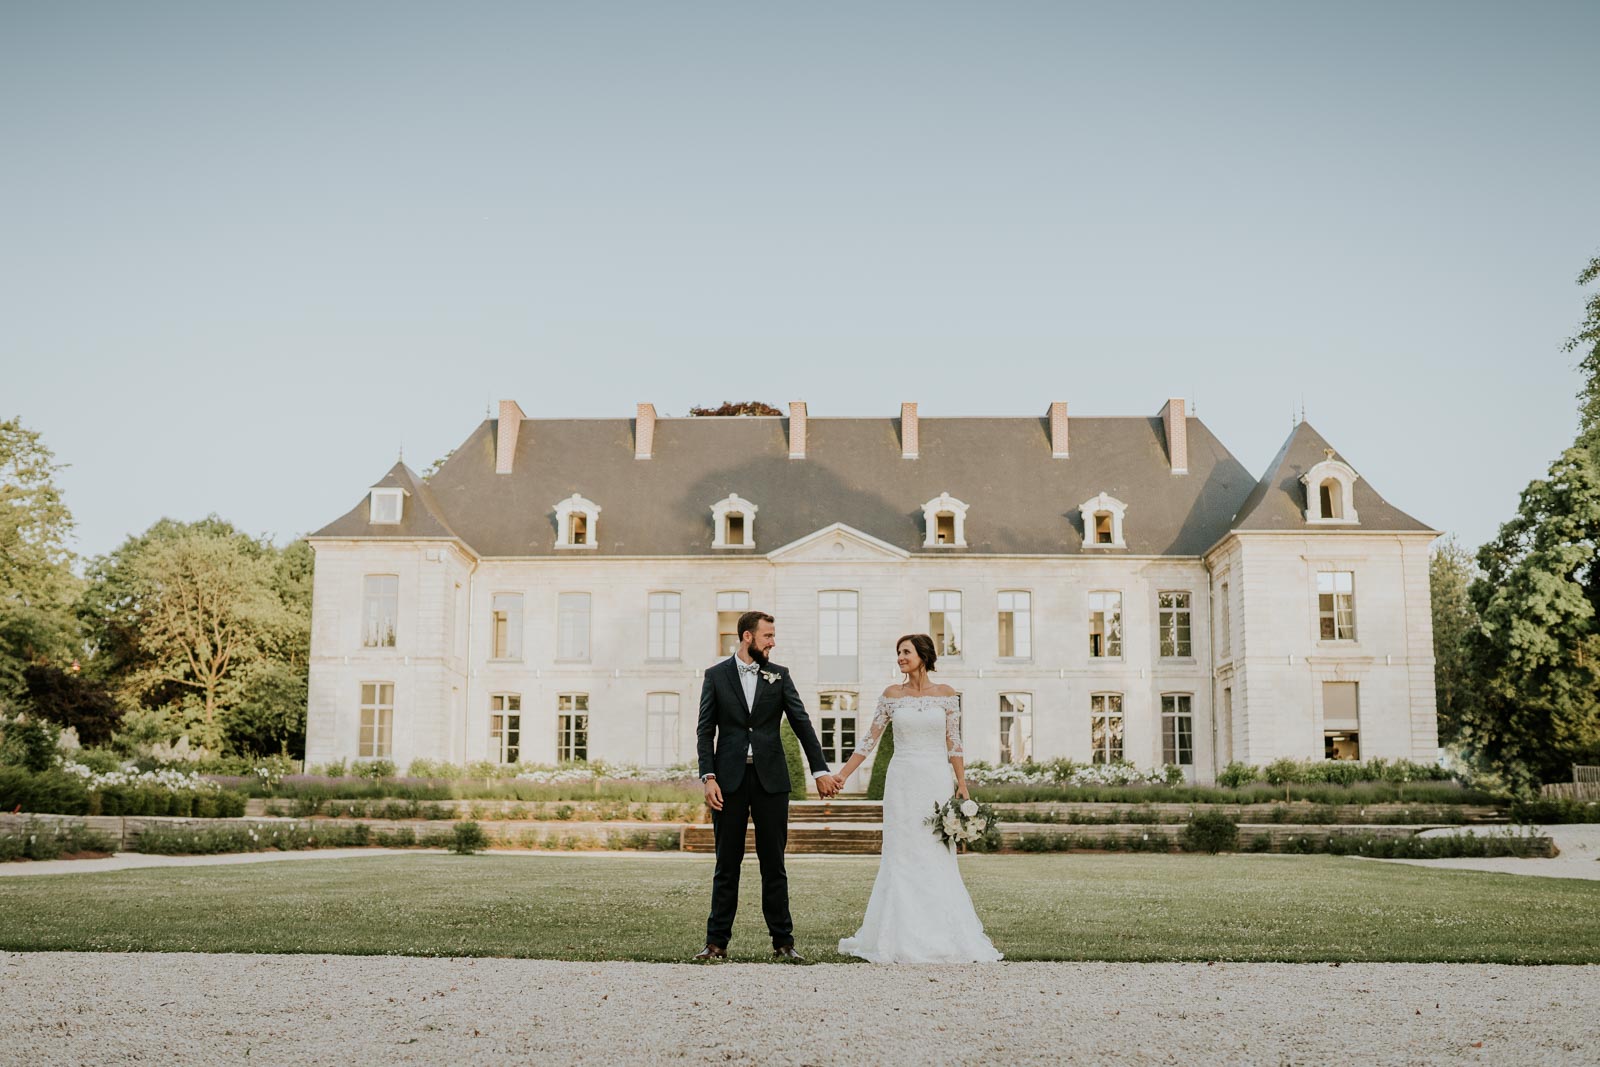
left=897, top=633, right=939, bottom=674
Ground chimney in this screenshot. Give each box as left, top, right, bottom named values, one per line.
left=900, top=402, right=919, bottom=459
left=788, top=401, right=807, bottom=459
left=1159, top=398, right=1188, bottom=474
left=635, top=402, right=657, bottom=460
left=1049, top=401, right=1069, bottom=458
left=496, top=400, right=525, bottom=474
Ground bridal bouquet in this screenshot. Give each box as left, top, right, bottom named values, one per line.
left=927, top=795, right=996, bottom=847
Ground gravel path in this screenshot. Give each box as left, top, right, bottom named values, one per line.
left=1369, top=824, right=1600, bottom=881
left=2, top=953, right=1595, bottom=1065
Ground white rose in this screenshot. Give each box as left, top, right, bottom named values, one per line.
left=960, top=800, right=979, bottom=817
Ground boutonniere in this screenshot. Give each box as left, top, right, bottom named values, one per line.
left=760, top=669, right=780, bottom=685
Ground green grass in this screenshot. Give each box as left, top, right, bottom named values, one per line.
left=1, top=853, right=1596, bottom=964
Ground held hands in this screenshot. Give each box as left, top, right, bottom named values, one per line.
left=815, top=773, right=844, bottom=799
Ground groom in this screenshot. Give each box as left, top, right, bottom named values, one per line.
left=694, top=610, right=840, bottom=962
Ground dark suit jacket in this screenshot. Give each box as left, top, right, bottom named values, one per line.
left=696, top=656, right=829, bottom=794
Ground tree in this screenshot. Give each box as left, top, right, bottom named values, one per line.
left=1566, top=254, right=1600, bottom=448
left=1460, top=446, right=1600, bottom=788
left=22, top=664, right=123, bottom=747
left=1429, top=537, right=1480, bottom=746
left=781, top=720, right=807, bottom=801
left=866, top=723, right=895, bottom=800
left=689, top=401, right=783, bottom=416
left=126, top=527, right=297, bottom=750
left=0, top=417, right=81, bottom=696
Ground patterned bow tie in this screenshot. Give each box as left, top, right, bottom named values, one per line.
left=737, top=660, right=759, bottom=675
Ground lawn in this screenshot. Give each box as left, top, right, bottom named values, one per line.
left=1, top=853, right=1596, bottom=964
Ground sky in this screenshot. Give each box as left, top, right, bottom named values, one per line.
left=3, top=1, right=1597, bottom=561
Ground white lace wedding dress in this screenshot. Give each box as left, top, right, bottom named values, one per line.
left=838, top=695, right=1003, bottom=963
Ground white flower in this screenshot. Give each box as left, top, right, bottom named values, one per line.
left=760, top=670, right=780, bottom=685
left=960, top=799, right=979, bottom=817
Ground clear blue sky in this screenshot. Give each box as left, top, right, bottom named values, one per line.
left=4, top=1, right=1596, bottom=560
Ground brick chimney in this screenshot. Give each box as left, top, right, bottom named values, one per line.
left=496, top=400, right=525, bottom=474
left=788, top=401, right=807, bottom=459
left=901, top=402, right=919, bottom=459
left=1159, top=398, right=1188, bottom=474
left=1049, top=401, right=1069, bottom=458
left=635, top=402, right=657, bottom=460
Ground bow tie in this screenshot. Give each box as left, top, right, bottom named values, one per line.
left=737, top=660, right=759, bottom=675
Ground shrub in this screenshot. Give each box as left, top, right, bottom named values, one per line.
left=867, top=722, right=895, bottom=800
left=0, top=820, right=117, bottom=861
left=1216, top=762, right=1258, bottom=788
left=451, top=821, right=489, bottom=854
left=1180, top=811, right=1239, bottom=854
left=1510, top=798, right=1600, bottom=824
left=0, top=715, right=61, bottom=773
left=0, top=767, right=91, bottom=815
left=350, top=759, right=396, bottom=779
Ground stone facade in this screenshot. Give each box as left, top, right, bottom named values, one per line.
left=305, top=402, right=1440, bottom=784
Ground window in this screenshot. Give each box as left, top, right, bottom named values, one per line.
left=999, top=693, right=1032, bottom=764
left=710, top=494, right=758, bottom=549
left=716, top=591, right=750, bottom=656
left=997, top=591, right=1032, bottom=658
left=1300, top=458, right=1360, bottom=524
left=1323, top=681, right=1360, bottom=760
left=558, top=593, right=591, bottom=660
left=818, top=590, right=859, bottom=682
left=369, top=488, right=403, bottom=524
left=490, top=593, right=523, bottom=659
left=1319, top=481, right=1340, bottom=519
left=359, top=682, right=394, bottom=757
left=1161, top=693, right=1193, bottom=765
left=1078, top=492, right=1128, bottom=549
left=818, top=692, right=858, bottom=764
left=921, top=492, right=969, bottom=548
left=554, top=494, right=600, bottom=549
left=1219, top=580, right=1231, bottom=658
left=557, top=694, right=588, bottom=762
left=1088, top=591, right=1122, bottom=658
left=490, top=694, right=521, bottom=763
left=1317, top=572, right=1356, bottom=640
left=1090, top=693, right=1123, bottom=764
left=647, top=592, right=681, bottom=659
left=929, top=590, right=962, bottom=656
left=362, top=575, right=398, bottom=648
left=646, top=692, right=679, bottom=765
left=1158, top=592, right=1191, bottom=658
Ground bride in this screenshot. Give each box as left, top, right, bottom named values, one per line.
left=833, top=634, right=1003, bottom=963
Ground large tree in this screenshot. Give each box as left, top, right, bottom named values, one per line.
left=0, top=418, right=81, bottom=697
left=1429, top=537, right=1480, bottom=747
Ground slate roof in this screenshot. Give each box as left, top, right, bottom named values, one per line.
left=310, top=413, right=1431, bottom=557
left=1228, top=421, right=1432, bottom=534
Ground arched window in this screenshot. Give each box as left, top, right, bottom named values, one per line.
left=710, top=494, right=758, bottom=549
left=921, top=492, right=969, bottom=548
left=1078, top=492, right=1128, bottom=549
left=554, top=494, right=601, bottom=549
left=1301, top=459, right=1359, bottom=525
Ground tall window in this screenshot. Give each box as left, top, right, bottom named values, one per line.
left=999, top=693, right=1032, bottom=764
left=716, top=591, right=750, bottom=656
left=1088, top=591, right=1122, bottom=658
left=490, top=694, right=521, bottom=763
left=1158, top=592, right=1191, bottom=658
left=1219, top=580, right=1231, bottom=657
left=997, top=591, right=1032, bottom=658
left=490, top=593, right=523, bottom=659
left=359, top=682, right=394, bottom=757
left=1318, top=572, right=1356, bottom=640
left=818, top=590, right=859, bottom=682
left=818, top=692, right=858, bottom=764
left=557, top=593, right=591, bottom=661
left=647, top=592, right=681, bottom=659
left=646, top=692, right=679, bottom=765
left=557, top=694, right=588, bottom=762
left=929, top=590, right=962, bottom=656
left=1090, top=693, right=1123, bottom=764
left=362, top=575, right=398, bottom=648
left=1161, top=693, right=1193, bottom=765
left=1323, top=681, right=1360, bottom=760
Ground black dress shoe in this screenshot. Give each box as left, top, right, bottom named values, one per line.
left=693, top=944, right=727, bottom=961
left=773, top=945, right=806, bottom=962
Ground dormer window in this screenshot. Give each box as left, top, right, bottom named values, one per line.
left=369, top=488, right=404, bottom=525
left=555, top=494, right=601, bottom=549
left=711, top=494, right=758, bottom=550
left=1301, top=458, right=1360, bottom=525
left=1079, top=492, right=1128, bottom=549
left=921, top=492, right=969, bottom=548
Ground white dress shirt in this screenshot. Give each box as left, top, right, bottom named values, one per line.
left=707, top=652, right=830, bottom=782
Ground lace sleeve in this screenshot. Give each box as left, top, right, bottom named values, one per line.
left=945, top=698, right=963, bottom=758
left=853, top=699, right=893, bottom=759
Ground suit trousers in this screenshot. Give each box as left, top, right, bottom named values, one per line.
left=705, top=772, right=792, bottom=950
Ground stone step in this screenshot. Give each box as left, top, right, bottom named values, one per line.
left=786, top=801, right=884, bottom=824
left=681, top=824, right=883, bottom=854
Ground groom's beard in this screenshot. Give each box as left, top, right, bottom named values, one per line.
left=748, top=645, right=770, bottom=667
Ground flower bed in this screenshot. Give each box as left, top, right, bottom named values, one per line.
left=0, top=819, right=118, bottom=861
left=224, top=773, right=705, bottom=804
left=974, top=780, right=1492, bottom=806
left=1011, top=826, right=1554, bottom=858
left=0, top=765, right=247, bottom=818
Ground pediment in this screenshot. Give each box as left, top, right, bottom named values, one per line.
left=767, top=523, right=910, bottom=563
